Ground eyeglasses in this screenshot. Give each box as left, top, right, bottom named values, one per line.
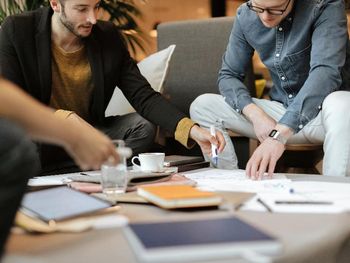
left=247, top=0, right=291, bottom=16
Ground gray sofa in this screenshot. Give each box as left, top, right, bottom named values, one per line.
left=157, top=17, right=255, bottom=115
left=157, top=17, right=255, bottom=167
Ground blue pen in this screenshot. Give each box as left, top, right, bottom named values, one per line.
left=210, top=125, right=218, bottom=166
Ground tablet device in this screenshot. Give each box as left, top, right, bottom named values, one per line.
left=20, top=186, right=111, bottom=222
left=123, top=217, right=281, bottom=262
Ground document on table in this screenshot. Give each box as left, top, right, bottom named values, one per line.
left=182, top=168, right=292, bottom=193
left=242, top=181, right=350, bottom=213
left=183, top=168, right=350, bottom=214
left=28, top=172, right=83, bottom=187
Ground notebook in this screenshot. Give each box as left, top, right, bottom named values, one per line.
left=137, top=185, right=222, bottom=209
left=164, top=155, right=204, bottom=166
left=20, top=186, right=111, bottom=222
left=176, top=161, right=210, bottom=172
left=123, top=216, right=282, bottom=262
left=69, top=170, right=175, bottom=187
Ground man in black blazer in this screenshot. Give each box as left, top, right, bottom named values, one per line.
left=0, top=0, right=225, bottom=173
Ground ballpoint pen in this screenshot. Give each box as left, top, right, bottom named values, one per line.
left=210, top=125, right=218, bottom=166
left=275, top=200, right=333, bottom=205
left=256, top=198, right=273, bottom=213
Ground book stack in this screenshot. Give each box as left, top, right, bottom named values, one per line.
left=164, top=155, right=209, bottom=172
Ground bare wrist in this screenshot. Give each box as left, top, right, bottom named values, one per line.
left=243, top=103, right=265, bottom=123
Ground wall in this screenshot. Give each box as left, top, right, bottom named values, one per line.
left=134, top=0, right=245, bottom=60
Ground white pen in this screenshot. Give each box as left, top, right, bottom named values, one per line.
left=210, top=125, right=218, bottom=166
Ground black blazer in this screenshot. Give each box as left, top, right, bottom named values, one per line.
left=0, top=7, right=186, bottom=132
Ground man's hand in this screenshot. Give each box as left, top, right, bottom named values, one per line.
left=246, top=124, right=293, bottom=180
left=243, top=103, right=276, bottom=142
left=63, top=120, right=119, bottom=171
left=189, top=125, right=226, bottom=156
left=246, top=138, right=285, bottom=180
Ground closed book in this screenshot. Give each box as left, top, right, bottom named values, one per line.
left=164, top=155, right=204, bottom=166
left=137, top=185, right=222, bottom=209
left=69, top=169, right=176, bottom=187
left=123, top=216, right=282, bottom=262
left=176, top=161, right=210, bottom=172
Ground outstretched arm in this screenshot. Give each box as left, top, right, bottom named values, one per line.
left=0, top=78, right=119, bottom=170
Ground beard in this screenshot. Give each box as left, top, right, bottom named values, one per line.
left=59, top=5, right=91, bottom=38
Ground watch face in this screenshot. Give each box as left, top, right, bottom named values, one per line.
left=268, top=129, right=286, bottom=144
left=269, top=129, right=278, bottom=137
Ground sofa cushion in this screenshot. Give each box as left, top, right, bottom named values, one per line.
left=105, top=45, right=176, bottom=117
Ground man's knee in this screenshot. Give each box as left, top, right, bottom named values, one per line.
left=190, top=94, right=217, bottom=119
left=129, top=115, right=156, bottom=152
left=135, top=116, right=156, bottom=141
left=323, top=91, right=350, bottom=112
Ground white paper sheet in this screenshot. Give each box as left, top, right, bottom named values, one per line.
left=242, top=181, right=350, bottom=213
left=183, top=169, right=350, bottom=214
left=183, top=168, right=292, bottom=193
left=28, top=173, right=77, bottom=186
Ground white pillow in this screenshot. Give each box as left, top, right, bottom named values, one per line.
left=105, top=45, right=176, bottom=117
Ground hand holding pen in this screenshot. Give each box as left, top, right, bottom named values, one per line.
left=188, top=125, right=226, bottom=161
left=210, top=125, right=219, bottom=166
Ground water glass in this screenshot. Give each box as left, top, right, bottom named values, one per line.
left=101, top=140, right=128, bottom=196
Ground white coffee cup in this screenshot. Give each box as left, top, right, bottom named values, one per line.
left=131, top=153, right=165, bottom=172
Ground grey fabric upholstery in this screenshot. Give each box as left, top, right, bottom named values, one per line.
left=157, top=17, right=255, bottom=115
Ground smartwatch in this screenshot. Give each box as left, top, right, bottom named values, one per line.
left=268, top=129, right=287, bottom=145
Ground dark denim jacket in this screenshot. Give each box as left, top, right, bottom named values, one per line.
left=219, top=0, right=348, bottom=132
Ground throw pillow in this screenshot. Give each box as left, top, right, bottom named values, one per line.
left=105, top=45, right=176, bottom=117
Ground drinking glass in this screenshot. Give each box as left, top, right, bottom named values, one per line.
left=101, top=140, right=128, bottom=196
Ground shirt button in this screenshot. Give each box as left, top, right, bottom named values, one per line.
left=288, top=94, right=293, bottom=98
left=281, top=76, right=286, bottom=81
left=278, top=27, right=283, bottom=31
left=236, top=109, right=240, bottom=113
left=298, top=124, right=304, bottom=129
left=276, top=53, right=280, bottom=57
left=318, top=105, right=322, bottom=110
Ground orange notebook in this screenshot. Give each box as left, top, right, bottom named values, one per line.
left=137, top=185, right=222, bottom=209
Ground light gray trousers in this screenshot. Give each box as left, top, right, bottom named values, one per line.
left=190, top=91, right=350, bottom=177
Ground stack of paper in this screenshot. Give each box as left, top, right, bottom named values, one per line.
left=183, top=168, right=292, bottom=193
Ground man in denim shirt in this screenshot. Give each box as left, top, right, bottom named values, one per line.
left=190, top=0, right=350, bottom=178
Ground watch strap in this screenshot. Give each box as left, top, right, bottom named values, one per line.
left=268, top=129, right=287, bottom=145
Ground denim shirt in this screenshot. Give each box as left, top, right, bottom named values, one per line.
left=218, top=0, right=348, bottom=132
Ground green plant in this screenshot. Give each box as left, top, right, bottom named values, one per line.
left=0, top=0, right=146, bottom=55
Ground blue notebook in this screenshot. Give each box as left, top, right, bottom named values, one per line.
left=123, top=216, right=281, bottom=262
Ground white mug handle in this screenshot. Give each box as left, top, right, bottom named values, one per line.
left=131, top=156, right=141, bottom=169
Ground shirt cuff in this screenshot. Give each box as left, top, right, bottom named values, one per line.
left=174, top=117, right=196, bottom=149
left=54, top=109, right=74, bottom=119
